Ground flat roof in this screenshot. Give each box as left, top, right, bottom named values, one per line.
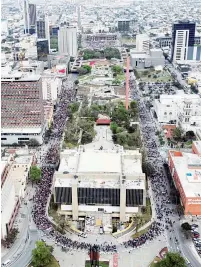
left=170, top=152, right=201, bottom=198
left=1, top=127, right=42, bottom=134
left=78, top=151, right=121, bottom=173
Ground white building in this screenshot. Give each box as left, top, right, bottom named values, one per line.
left=58, top=25, right=77, bottom=57
left=136, top=34, right=150, bottom=53
left=1, top=19, right=9, bottom=37
left=154, top=90, right=201, bottom=133
left=53, top=146, right=146, bottom=223
left=1, top=149, right=33, bottom=238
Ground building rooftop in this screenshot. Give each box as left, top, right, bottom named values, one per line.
left=193, top=141, right=201, bottom=155
left=170, top=151, right=201, bottom=198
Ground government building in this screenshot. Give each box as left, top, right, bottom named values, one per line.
left=53, top=145, right=146, bottom=223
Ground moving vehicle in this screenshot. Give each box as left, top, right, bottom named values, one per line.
left=2, top=260, right=11, bottom=266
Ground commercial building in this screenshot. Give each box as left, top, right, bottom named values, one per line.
left=53, top=146, right=146, bottom=222
left=58, top=25, right=77, bottom=57
left=49, top=25, right=59, bottom=51
left=118, top=20, right=130, bottom=32
left=171, top=20, right=201, bottom=62
left=36, top=16, right=50, bottom=42
left=1, top=72, right=45, bottom=145
left=24, top=0, right=36, bottom=34
left=168, top=147, right=201, bottom=216
left=37, top=39, right=49, bottom=61
left=153, top=90, right=201, bottom=133
left=1, top=148, right=34, bottom=238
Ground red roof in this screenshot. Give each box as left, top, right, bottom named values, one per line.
left=96, top=119, right=111, bottom=125
left=89, top=61, right=96, bottom=66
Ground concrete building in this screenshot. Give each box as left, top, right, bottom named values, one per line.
left=53, top=146, right=146, bottom=223
left=168, top=149, right=201, bottom=216
left=130, top=48, right=165, bottom=69
left=1, top=72, right=45, bottom=145
left=136, top=34, right=150, bottom=53
left=58, top=25, right=77, bottom=57
left=1, top=148, right=34, bottom=238
left=153, top=90, right=201, bottom=133
left=36, top=16, right=50, bottom=42
left=37, top=39, right=49, bottom=61
left=118, top=20, right=130, bottom=32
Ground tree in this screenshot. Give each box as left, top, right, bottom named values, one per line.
left=110, top=122, right=118, bottom=134
left=83, top=65, right=92, bottom=72
left=78, top=67, right=88, bottom=75
left=74, top=80, right=79, bottom=85
left=156, top=252, right=186, bottom=267
left=57, top=215, right=69, bottom=234
left=172, top=127, right=183, bottom=141
left=30, top=166, right=41, bottom=182
left=112, top=65, right=122, bottom=74
left=181, top=222, right=191, bottom=231
left=28, top=138, right=40, bottom=147
left=32, top=241, right=52, bottom=267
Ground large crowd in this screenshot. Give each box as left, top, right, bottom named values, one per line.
left=31, top=74, right=173, bottom=253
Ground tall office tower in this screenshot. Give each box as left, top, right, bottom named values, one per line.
left=37, top=39, right=49, bottom=61
left=1, top=73, right=44, bottom=145
left=58, top=25, right=77, bottom=57
left=171, top=20, right=196, bottom=62
left=118, top=20, right=130, bottom=32
left=37, top=16, right=50, bottom=49
left=49, top=25, right=59, bottom=51
left=136, top=34, right=150, bottom=53
left=77, top=6, right=81, bottom=30
left=24, top=0, right=36, bottom=34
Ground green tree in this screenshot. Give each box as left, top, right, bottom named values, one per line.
left=78, top=67, right=88, bottom=75
left=172, top=127, right=183, bottom=141
left=83, top=64, right=92, bottom=72
left=32, top=241, right=52, bottom=267
left=69, top=102, right=80, bottom=113
left=30, top=166, right=41, bottom=182
left=28, top=138, right=40, bottom=147
left=110, top=122, right=118, bottom=134
left=156, top=252, right=186, bottom=267
left=112, top=65, right=122, bottom=74
left=74, top=80, right=79, bottom=85
left=181, top=222, right=191, bottom=231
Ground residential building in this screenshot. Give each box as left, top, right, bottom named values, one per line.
left=171, top=20, right=196, bottom=62
left=1, top=72, right=45, bottom=145
left=53, top=146, right=146, bottom=222
left=168, top=149, right=201, bottom=216
left=37, top=39, right=49, bottom=61
left=153, top=91, right=201, bottom=133
left=118, top=20, right=130, bottom=32
left=1, top=149, right=34, bottom=238
left=58, top=25, right=77, bottom=57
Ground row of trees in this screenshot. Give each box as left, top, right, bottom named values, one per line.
left=1, top=228, right=19, bottom=248
left=82, top=48, right=121, bottom=60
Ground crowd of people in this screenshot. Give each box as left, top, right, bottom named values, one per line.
left=31, top=74, right=172, bottom=253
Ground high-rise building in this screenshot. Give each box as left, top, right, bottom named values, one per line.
left=37, top=16, right=50, bottom=50
left=1, top=72, right=45, bottom=145
left=49, top=25, right=59, bottom=51
left=118, top=20, right=130, bottom=32
left=58, top=25, right=77, bottom=57
left=171, top=20, right=196, bottom=62
left=24, top=0, right=36, bottom=34
left=77, top=6, right=81, bottom=30
left=37, top=39, right=49, bottom=61
left=136, top=34, right=150, bottom=53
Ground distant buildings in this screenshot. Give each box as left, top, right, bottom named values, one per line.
left=118, top=20, right=130, bottom=32
left=168, top=143, right=201, bottom=216
left=153, top=90, right=201, bottom=134
left=58, top=25, right=77, bottom=57
left=37, top=39, right=49, bottom=61
left=24, top=0, right=36, bottom=34
left=53, top=146, right=146, bottom=222
left=1, top=72, right=45, bottom=145
left=171, top=20, right=201, bottom=63
left=82, top=33, right=119, bottom=49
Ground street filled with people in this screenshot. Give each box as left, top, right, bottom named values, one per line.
left=31, top=74, right=173, bottom=253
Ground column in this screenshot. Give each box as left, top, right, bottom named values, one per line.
left=120, top=183, right=126, bottom=222
left=72, top=182, right=78, bottom=220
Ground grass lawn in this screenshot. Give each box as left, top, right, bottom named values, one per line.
left=29, top=255, right=60, bottom=267
left=132, top=225, right=151, bottom=238
left=85, top=261, right=109, bottom=267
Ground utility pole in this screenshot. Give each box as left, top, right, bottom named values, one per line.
left=125, top=56, right=130, bottom=110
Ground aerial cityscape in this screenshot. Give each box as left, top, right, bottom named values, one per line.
left=1, top=0, right=201, bottom=267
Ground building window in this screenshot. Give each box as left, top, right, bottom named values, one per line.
left=1, top=138, right=7, bottom=140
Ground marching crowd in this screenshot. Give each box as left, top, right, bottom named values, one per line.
left=31, top=74, right=173, bottom=253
